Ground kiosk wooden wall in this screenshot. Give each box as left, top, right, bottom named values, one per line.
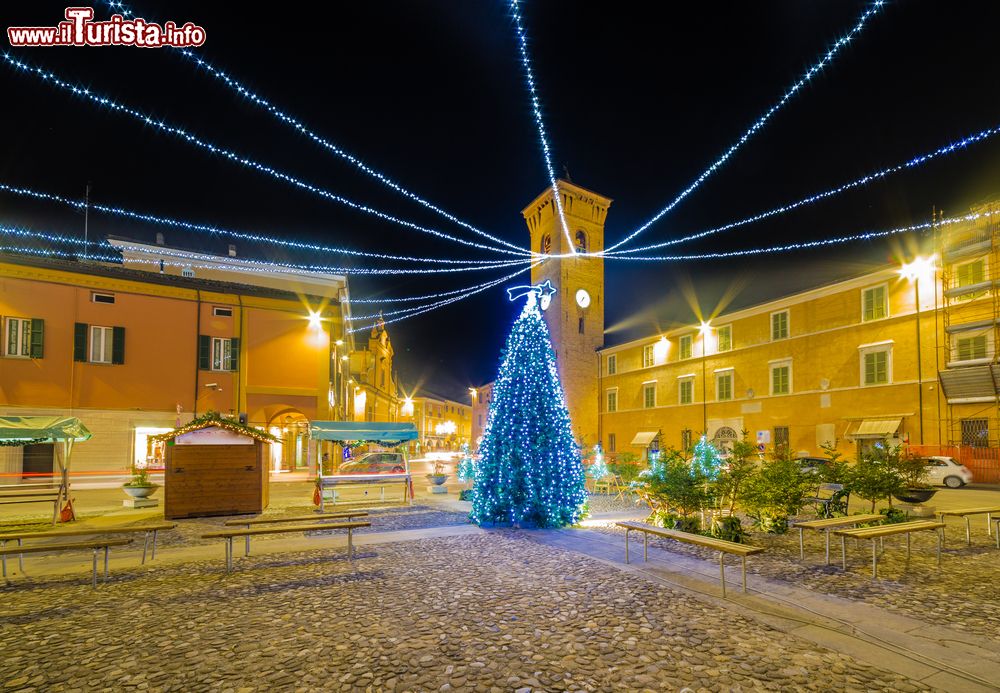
left=164, top=440, right=269, bottom=519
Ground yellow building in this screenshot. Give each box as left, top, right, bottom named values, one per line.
left=522, top=180, right=610, bottom=447
left=402, top=393, right=472, bottom=453
left=597, top=204, right=1000, bottom=485
left=0, top=242, right=354, bottom=478
left=470, top=382, right=493, bottom=449
left=348, top=318, right=401, bottom=423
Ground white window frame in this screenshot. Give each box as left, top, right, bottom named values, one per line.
left=953, top=257, right=987, bottom=294
left=4, top=317, right=31, bottom=358
left=91, top=292, right=115, bottom=304
left=642, top=344, right=654, bottom=368
left=678, top=376, right=694, bottom=405
left=769, top=359, right=792, bottom=396
left=211, top=337, right=234, bottom=371
left=678, top=334, right=693, bottom=360
left=715, top=368, right=734, bottom=401
left=606, top=354, right=617, bottom=375
left=770, top=310, right=789, bottom=341
left=950, top=331, right=993, bottom=365
left=606, top=387, right=618, bottom=413
left=642, top=382, right=657, bottom=409
left=858, top=341, right=893, bottom=386
left=90, top=325, right=114, bottom=364
left=212, top=306, right=233, bottom=317
left=716, top=324, right=732, bottom=352
left=861, top=283, right=889, bottom=322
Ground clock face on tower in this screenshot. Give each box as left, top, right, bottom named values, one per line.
left=575, top=289, right=591, bottom=308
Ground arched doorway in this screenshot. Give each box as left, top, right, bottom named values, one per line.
left=713, top=426, right=739, bottom=456
left=266, top=409, right=310, bottom=473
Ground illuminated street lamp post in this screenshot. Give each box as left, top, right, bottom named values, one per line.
left=901, top=255, right=936, bottom=445
left=699, top=321, right=711, bottom=434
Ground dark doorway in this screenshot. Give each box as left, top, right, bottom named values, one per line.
left=21, top=443, right=55, bottom=482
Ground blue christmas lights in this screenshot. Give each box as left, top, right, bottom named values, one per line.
left=1, top=52, right=528, bottom=258
left=99, top=1, right=525, bottom=255
left=509, top=0, right=574, bottom=256
left=470, top=285, right=587, bottom=527
left=609, top=122, right=1000, bottom=255
left=607, top=0, right=887, bottom=253
left=0, top=181, right=521, bottom=267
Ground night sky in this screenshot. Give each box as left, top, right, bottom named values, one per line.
left=3, top=1, right=1000, bottom=401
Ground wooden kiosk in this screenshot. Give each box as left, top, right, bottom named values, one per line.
left=154, top=413, right=279, bottom=520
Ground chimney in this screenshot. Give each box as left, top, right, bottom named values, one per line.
left=155, top=232, right=165, bottom=245
left=228, top=244, right=237, bottom=257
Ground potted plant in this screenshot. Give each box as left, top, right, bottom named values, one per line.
left=426, top=460, right=449, bottom=486
left=122, top=467, right=159, bottom=499
left=892, top=453, right=937, bottom=504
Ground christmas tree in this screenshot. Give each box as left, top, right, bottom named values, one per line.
left=456, top=443, right=476, bottom=483
left=587, top=444, right=610, bottom=481
left=691, top=435, right=723, bottom=481
left=471, top=286, right=586, bottom=527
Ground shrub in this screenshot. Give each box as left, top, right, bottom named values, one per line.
left=742, top=453, right=813, bottom=533
left=609, top=451, right=644, bottom=484
left=634, top=448, right=711, bottom=520
left=710, top=515, right=747, bottom=543
left=847, top=444, right=905, bottom=512
left=716, top=436, right=757, bottom=514
left=879, top=507, right=907, bottom=524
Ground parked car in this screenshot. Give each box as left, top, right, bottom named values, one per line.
left=796, top=457, right=829, bottom=475
left=918, top=456, right=973, bottom=488
left=338, top=452, right=406, bottom=475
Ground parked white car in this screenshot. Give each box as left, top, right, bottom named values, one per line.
left=920, top=456, right=974, bottom=488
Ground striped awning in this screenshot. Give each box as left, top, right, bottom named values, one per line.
left=630, top=431, right=660, bottom=447
left=852, top=418, right=901, bottom=439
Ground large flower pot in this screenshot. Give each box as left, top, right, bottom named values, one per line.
left=892, top=488, right=938, bottom=504
left=426, top=475, right=449, bottom=486
left=123, top=485, right=159, bottom=499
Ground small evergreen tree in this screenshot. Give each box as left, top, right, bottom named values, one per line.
left=456, top=443, right=476, bottom=483
left=587, top=444, right=610, bottom=481
left=470, top=290, right=586, bottom=527
left=691, top=435, right=723, bottom=480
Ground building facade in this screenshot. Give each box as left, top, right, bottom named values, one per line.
left=348, top=318, right=401, bottom=423
left=522, top=180, right=610, bottom=447
left=597, top=205, right=1000, bottom=484
left=470, top=382, right=493, bottom=449
left=402, top=393, right=472, bottom=453
left=0, top=247, right=353, bottom=479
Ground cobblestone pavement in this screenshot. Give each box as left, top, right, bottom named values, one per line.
left=1, top=532, right=927, bottom=692
left=590, top=519, right=1000, bottom=643
left=584, top=493, right=647, bottom=516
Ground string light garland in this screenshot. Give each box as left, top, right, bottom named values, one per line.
left=509, top=0, right=574, bottom=256
left=98, top=2, right=525, bottom=255
left=470, top=284, right=587, bottom=528
left=0, top=224, right=532, bottom=275
left=348, top=262, right=540, bottom=333
left=350, top=264, right=537, bottom=320
left=609, top=122, right=1000, bottom=255
left=1, top=52, right=528, bottom=258
left=150, top=411, right=279, bottom=444
left=606, top=0, right=887, bottom=253
left=0, top=181, right=524, bottom=267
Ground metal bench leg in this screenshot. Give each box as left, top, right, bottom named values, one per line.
left=16, top=539, right=24, bottom=574
left=643, top=531, right=648, bottom=562
left=52, top=499, right=59, bottom=525
left=142, top=532, right=149, bottom=565
left=719, top=552, right=726, bottom=598
left=92, top=549, right=98, bottom=589
left=872, top=540, right=878, bottom=579
left=104, top=546, right=110, bottom=581
left=966, top=517, right=971, bottom=546
left=798, top=527, right=804, bottom=560
left=625, top=529, right=630, bottom=564
left=226, top=538, right=233, bottom=574
left=988, top=513, right=993, bottom=538
left=841, top=535, right=847, bottom=570
left=1, top=541, right=6, bottom=579
left=906, top=532, right=911, bottom=560
left=152, top=530, right=158, bottom=560
left=348, top=527, right=354, bottom=563
left=245, top=525, right=251, bottom=557
left=937, top=530, right=942, bottom=568
left=825, top=530, right=831, bottom=566
left=742, top=555, right=748, bottom=593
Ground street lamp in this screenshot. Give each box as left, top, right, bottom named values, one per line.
left=900, top=255, right=936, bottom=445
left=699, top=321, right=711, bottom=434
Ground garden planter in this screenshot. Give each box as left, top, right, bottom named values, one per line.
left=426, top=474, right=449, bottom=486
left=892, top=488, right=937, bottom=504
left=123, top=484, right=158, bottom=499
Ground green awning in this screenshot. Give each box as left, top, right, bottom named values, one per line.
left=0, top=416, right=92, bottom=444
left=310, top=421, right=418, bottom=444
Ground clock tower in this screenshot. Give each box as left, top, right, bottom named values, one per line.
left=521, top=180, right=610, bottom=446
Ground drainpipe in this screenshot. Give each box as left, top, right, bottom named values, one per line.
left=193, top=290, right=202, bottom=417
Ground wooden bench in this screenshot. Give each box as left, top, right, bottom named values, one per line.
left=0, top=538, right=132, bottom=588
left=0, top=522, right=176, bottom=576
left=223, top=512, right=368, bottom=556
left=0, top=488, right=61, bottom=524
left=791, top=514, right=883, bottom=564
left=616, top=521, right=764, bottom=597
left=202, top=521, right=370, bottom=573
left=833, top=520, right=945, bottom=578
left=935, top=506, right=1000, bottom=546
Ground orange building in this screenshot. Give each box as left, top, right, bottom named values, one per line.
left=0, top=245, right=355, bottom=479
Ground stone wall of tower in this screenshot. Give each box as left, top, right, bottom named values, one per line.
left=522, top=180, right=610, bottom=447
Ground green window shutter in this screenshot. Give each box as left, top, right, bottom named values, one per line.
left=73, top=323, right=88, bottom=362
left=29, top=318, right=44, bottom=359
left=229, top=337, right=240, bottom=370
left=198, top=335, right=211, bottom=370
left=111, top=326, right=126, bottom=365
